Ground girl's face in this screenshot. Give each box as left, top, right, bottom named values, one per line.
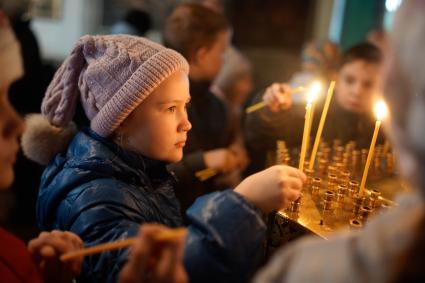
left=335, top=60, right=382, bottom=113
left=0, top=85, right=24, bottom=190
left=115, top=71, right=192, bottom=163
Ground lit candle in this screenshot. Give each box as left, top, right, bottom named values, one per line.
left=299, top=82, right=321, bottom=171
left=359, top=100, right=388, bottom=195
left=308, top=81, right=336, bottom=170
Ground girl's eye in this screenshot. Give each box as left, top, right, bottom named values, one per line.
left=167, top=106, right=177, bottom=113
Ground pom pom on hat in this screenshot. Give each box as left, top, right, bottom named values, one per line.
left=21, top=114, right=77, bottom=165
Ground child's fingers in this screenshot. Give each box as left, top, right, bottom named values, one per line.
left=279, top=83, right=292, bottom=94
left=119, top=228, right=155, bottom=283
left=153, top=244, right=176, bottom=282
left=153, top=238, right=187, bottom=283
left=28, top=232, right=66, bottom=262
left=48, top=231, right=83, bottom=276
left=281, top=188, right=301, bottom=208
left=283, top=176, right=303, bottom=192
left=271, top=165, right=306, bottom=183
left=29, top=230, right=85, bottom=277
left=119, top=224, right=186, bottom=283
left=40, top=245, right=57, bottom=259
left=42, top=231, right=78, bottom=254
left=61, top=231, right=84, bottom=249
left=120, top=224, right=168, bottom=281
left=284, top=166, right=307, bottom=182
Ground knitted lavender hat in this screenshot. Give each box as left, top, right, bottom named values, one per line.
left=22, top=34, right=189, bottom=165
left=43, top=34, right=189, bottom=137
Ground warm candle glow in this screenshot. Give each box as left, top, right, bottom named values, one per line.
left=359, top=99, right=388, bottom=195
left=299, top=82, right=321, bottom=171
left=307, top=81, right=322, bottom=103
left=374, top=100, right=388, bottom=121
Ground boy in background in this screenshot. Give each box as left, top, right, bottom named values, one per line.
left=244, top=42, right=383, bottom=174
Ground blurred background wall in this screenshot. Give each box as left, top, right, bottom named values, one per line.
left=25, top=0, right=400, bottom=88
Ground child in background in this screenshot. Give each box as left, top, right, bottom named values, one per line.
left=212, top=48, right=254, bottom=111
left=163, top=3, right=248, bottom=210
left=211, top=47, right=253, bottom=187
left=289, top=40, right=340, bottom=105
left=22, top=34, right=306, bottom=283
left=244, top=42, right=383, bottom=174
left=253, top=1, right=425, bottom=281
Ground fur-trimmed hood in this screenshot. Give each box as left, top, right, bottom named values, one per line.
left=21, top=114, right=77, bottom=165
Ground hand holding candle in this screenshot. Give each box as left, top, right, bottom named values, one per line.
left=118, top=225, right=188, bottom=283
left=245, top=85, right=305, bottom=114
left=359, top=100, right=388, bottom=195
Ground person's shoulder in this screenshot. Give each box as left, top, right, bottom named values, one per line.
left=253, top=232, right=355, bottom=283
left=358, top=192, right=424, bottom=251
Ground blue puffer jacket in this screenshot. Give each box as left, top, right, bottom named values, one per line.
left=37, top=128, right=266, bottom=283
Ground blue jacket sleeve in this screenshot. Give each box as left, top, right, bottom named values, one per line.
left=184, top=189, right=267, bottom=283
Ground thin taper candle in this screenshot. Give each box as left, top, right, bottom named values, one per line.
left=359, top=120, right=381, bottom=195
left=309, top=81, right=336, bottom=170
left=299, top=82, right=321, bottom=170
left=359, top=100, right=388, bottom=195
left=299, top=103, right=312, bottom=170
left=60, top=228, right=187, bottom=262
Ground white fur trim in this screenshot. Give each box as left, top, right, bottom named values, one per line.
left=21, top=114, right=77, bottom=165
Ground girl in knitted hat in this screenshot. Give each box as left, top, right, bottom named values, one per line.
left=0, top=11, right=186, bottom=283
left=22, top=34, right=306, bottom=283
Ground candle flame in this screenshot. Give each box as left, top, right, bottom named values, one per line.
left=307, top=81, right=321, bottom=103
left=374, top=100, right=388, bottom=121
